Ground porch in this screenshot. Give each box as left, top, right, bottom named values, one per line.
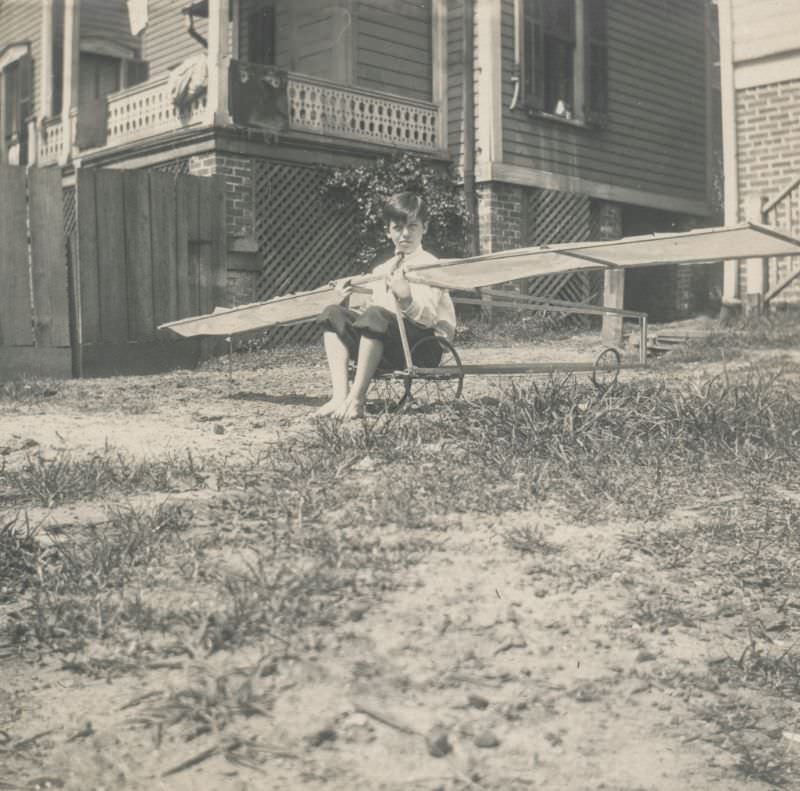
left=32, top=0, right=446, bottom=167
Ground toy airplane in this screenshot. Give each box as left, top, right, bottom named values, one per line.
left=159, top=223, right=800, bottom=339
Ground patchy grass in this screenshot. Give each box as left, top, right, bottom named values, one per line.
left=0, top=379, right=61, bottom=403
left=0, top=449, right=214, bottom=507
left=4, top=349, right=800, bottom=787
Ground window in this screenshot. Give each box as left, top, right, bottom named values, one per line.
left=247, top=3, right=276, bottom=65
left=1, top=49, right=32, bottom=165
left=521, top=0, right=607, bottom=124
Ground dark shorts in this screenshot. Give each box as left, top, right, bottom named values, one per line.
left=317, top=305, right=443, bottom=371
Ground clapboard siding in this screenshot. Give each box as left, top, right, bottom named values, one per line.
left=500, top=0, right=708, bottom=206
left=356, top=0, right=431, bottom=101
left=446, top=0, right=463, bottom=166
left=141, top=0, right=208, bottom=77
left=80, top=0, right=138, bottom=52
left=732, top=0, right=800, bottom=62
left=0, top=1, right=43, bottom=120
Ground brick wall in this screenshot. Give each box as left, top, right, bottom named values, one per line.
left=187, top=152, right=258, bottom=305
left=736, top=79, right=800, bottom=209
left=476, top=182, right=524, bottom=253
left=188, top=153, right=255, bottom=239
left=735, top=78, right=800, bottom=304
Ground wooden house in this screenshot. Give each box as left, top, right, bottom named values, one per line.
left=0, top=0, right=719, bottom=321
left=718, top=0, right=800, bottom=312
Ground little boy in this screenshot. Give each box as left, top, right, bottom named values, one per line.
left=315, top=191, right=456, bottom=419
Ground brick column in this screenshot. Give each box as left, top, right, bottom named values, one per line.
left=188, top=152, right=258, bottom=306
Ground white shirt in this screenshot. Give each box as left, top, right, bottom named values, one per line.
left=367, top=248, right=456, bottom=341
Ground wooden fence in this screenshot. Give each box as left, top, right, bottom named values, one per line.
left=0, top=165, right=72, bottom=378
left=0, top=166, right=227, bottom=379
left=74, top=168, right=226, bottom=376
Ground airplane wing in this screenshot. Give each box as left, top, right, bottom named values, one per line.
left=405, top=223, right=800, bottom=289
left=159, top=223, right=800, bottom=338
left=160, top=284, right=346, bottom=338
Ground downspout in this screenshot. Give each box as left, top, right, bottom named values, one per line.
left=463, top=0, right=479, bottom=256
left=718, top=0, right=740, bottom=309
left=185, top=8, right=208, bottom=48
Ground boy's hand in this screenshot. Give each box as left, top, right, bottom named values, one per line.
left=333, top=278, right=354, bottom=301
left=388, top=269, right=412, bottom=308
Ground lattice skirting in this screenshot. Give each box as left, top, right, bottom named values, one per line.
left=254, top=161, right=361, bottom=344
left=522, top=188, right=593, bottom=306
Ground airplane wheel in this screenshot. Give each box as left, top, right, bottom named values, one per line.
left=592, top=347, right=621, bottom=392
left=400, top=337, right=464, bottom=408
left=371, top=371, right=411, bottom=413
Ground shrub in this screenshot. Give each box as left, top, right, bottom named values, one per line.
left=321, top=152, right=469, bottom=271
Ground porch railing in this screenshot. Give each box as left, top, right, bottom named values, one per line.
left=287, top=74, right=440, bottom=152
left=38, top=116, right=65, bottom=166
left=49, top=65, right=442, bottom=158
left=105, top=74, right=208, bottom=148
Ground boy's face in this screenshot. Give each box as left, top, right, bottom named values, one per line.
left=387, top=217, right=428, bottom=255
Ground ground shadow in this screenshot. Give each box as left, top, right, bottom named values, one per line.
left=228, top=391, right=325, bottom=407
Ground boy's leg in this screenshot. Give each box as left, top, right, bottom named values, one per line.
left=315, top=305, right=360, bottom=416
left=335, top=335, right=384, bottom=419
left=315, top=331, right=351, bottom=416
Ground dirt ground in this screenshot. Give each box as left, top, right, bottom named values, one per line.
left=2, top=318, right=800, bottom=791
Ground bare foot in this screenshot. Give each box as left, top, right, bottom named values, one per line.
left=314, top=398, right=344, bottom=417
left=333, top=395, right=366, bottom=420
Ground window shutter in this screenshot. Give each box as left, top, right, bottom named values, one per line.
left=584, top=0, right=608, bottom=125
left=248, top=5, right=276, bottom=66
left=523, top=0, right=544, bottom=111
left=18, top=53, right=33, bottom=133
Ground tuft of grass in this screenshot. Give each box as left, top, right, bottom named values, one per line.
left=0, top=379, right=61, bottom=403
left=0, top=449, right=210, bottom=507
left=0, top=512, right=40, bottom=599
left=504, top=524, right=560, bottom=556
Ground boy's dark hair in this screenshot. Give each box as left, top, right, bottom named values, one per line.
left=382, top=191, right=428, bottom=225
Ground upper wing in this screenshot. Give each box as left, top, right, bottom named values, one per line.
left=161, top=224, right=800, bottom=338
left=159, top=285, right=345, bottom=337
left=405, top=223, right=800, bottom=290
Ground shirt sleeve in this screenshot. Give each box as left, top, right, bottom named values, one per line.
left=403, top=282, right=443, bottom=327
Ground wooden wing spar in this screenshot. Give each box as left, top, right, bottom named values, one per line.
left=159, top=223, right=800, bottom=338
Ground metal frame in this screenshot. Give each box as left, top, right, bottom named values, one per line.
left=383, top=285, right=648, bottom=392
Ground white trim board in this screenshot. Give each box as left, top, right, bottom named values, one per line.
left=734, top=50, right=800, bottom=89
left=478, top=161, right=711, bottom=216
left=0, top=43, right=29, bottom=71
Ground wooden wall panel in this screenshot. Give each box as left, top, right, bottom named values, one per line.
left=94, top=169, right=129, bottom=344
left=0, top=165, right=33, bottom=347
left=500, top=0, right=708, bottom=207
left=28, top=167, right=71, bottom=347
left=176, top=176, right=200, bottom=319
left=149, top=172, right=179, bottom=329
left=123, top=170, right=155, bottom=342
left=76, top=169, right=101, bottom=345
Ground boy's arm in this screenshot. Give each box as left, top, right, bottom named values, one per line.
left=401, top=282, right=444, bottom=327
